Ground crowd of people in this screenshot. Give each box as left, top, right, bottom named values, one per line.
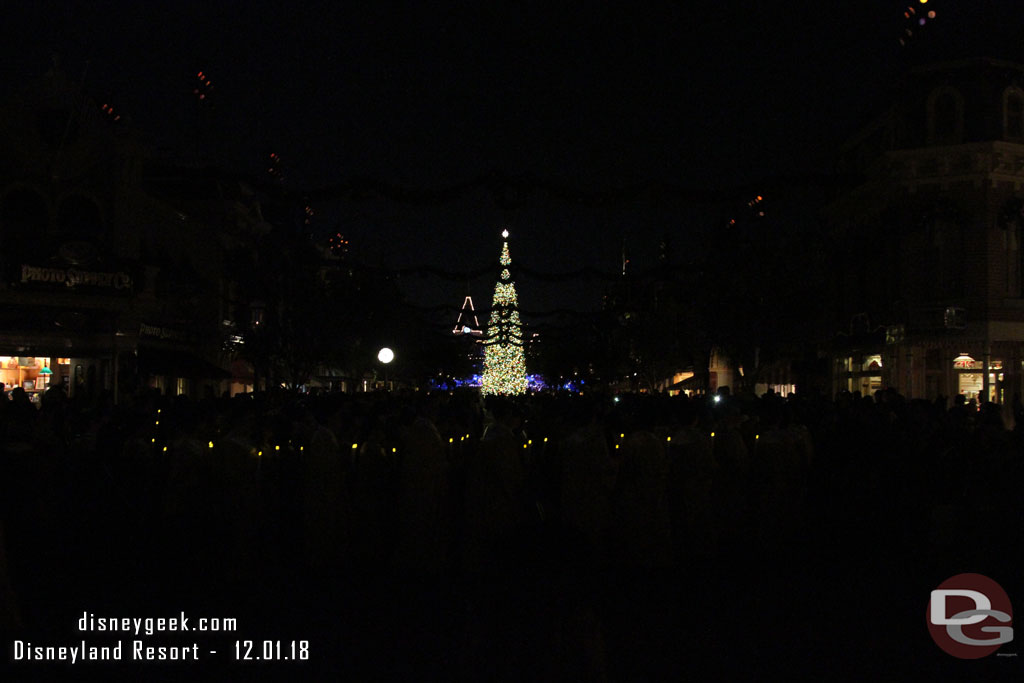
left=0, top=384, right=1021, bottom=679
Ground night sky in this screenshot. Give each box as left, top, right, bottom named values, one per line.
left=1, top=1, right=1020, bottom=320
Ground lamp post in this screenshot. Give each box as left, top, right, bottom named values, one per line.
left=377, top=347, right=394, bottom=391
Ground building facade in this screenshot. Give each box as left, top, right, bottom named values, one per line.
left=828, top=58, right=1024, bottom=405
left=0, top=67, right=262, bottom=401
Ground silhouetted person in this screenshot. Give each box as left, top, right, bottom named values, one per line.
left=6, top=387, right=36, bottom=443
left=610, top=432, right=671, bottom=570
left=39, top=383, right=68, bottom=426
left=948, top=393, right=969, bottom=425
left=668, top=406, right=716, bottom=562
left=560, top=421, right=616, bottom=563
left=0, top=520, right=22, bottom=630
left=464, top=398, right=529, bottom=573
left=392, top=416, right=448, bottom=574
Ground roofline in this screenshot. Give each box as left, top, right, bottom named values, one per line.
left=908, top=56, right=1024, bottom=76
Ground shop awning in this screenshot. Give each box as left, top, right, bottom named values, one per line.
left=675, top=374, right=705, bottom=390
left=136, top=348, right=231, bottom=379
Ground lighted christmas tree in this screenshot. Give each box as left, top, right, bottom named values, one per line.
left=481, top=230, right=528, bottom=396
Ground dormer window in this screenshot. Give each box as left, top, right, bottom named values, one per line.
left=927, top=87, right=963, bottom=145
left=1004, top=87, right=1024, bottom=141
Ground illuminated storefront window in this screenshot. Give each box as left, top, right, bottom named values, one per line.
left=844, top=355, right=883, bottom=395
left=954, top=354, right=1002, bottom=403
left=0, top=356, right=57, bottom=402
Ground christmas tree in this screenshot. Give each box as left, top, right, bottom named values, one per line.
left=481, top=230, right=528, bottom=396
